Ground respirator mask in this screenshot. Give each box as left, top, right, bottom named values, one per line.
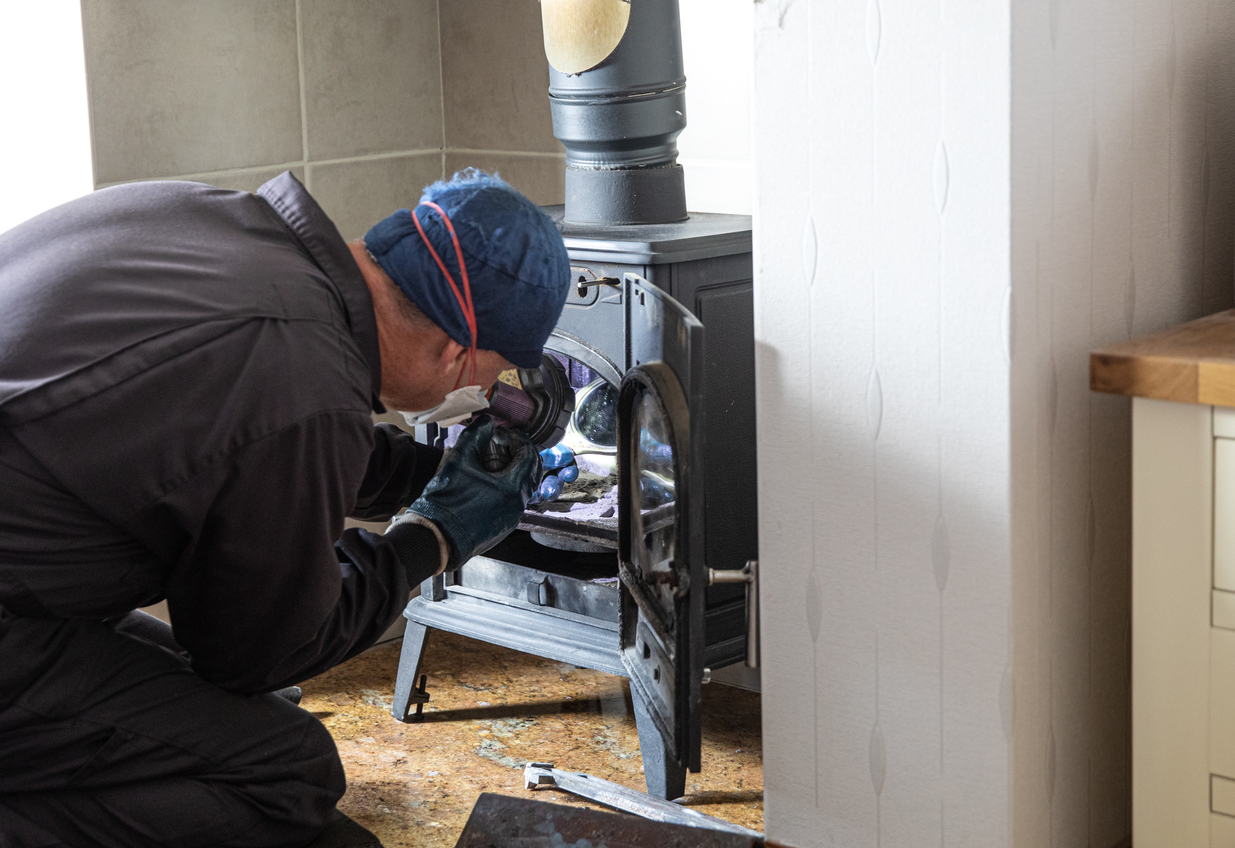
left=400, top=354, right=575, bottom=448
left=400, top=384, right=490, bottom=428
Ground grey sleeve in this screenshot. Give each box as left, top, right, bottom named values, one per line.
left=163, top=410, right=442, bottom=693
left=349, top=423, right=444, bottom=522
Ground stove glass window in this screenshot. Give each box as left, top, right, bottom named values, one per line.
left=571, top=379, right=619, bottom=448
left=630, top=384, right=678, bottom=616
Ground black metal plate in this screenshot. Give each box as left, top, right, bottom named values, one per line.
left=618, top=274, right=705, bottom=774
left=518, top=501, right=674, bottom=549
left=454, top=793, right=760, bottom=848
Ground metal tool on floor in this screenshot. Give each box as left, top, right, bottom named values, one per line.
left=523, top=763, right=764, bottom=842
left=456, top=792, right=761, bottom=848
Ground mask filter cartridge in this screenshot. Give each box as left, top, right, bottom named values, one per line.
left=484, top=353, right=575, bottom=450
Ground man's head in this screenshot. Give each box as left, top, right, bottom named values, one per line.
left=356, top=170, right=570, bottom=411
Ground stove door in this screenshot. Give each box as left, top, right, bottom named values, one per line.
left=618, top=274, right=705, bottom=773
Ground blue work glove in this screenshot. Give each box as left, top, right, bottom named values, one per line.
left=403, top=415, right=541, bottom=569
left=530, top=444, right=579, bottom=504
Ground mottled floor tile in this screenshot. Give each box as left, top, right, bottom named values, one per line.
left=300, top=631, right=763, bottom=847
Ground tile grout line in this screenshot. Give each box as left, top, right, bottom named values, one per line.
left=96, top=146, right=568, bottom=190
left=435, top=0, right=446, bottom=182
left=294, top=0, right=311, bottom=189
left=445, top=148, right=566, bottom=160
left=310, top=149, right=450, bottom=167
left=94, top=150, right=450, bottom=189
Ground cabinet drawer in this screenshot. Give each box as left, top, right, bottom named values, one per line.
left=1215, top=407, right=1235, bottom=439
left=1215, top=440, right=1235, bottom=590
left=1214, top=629, right=1235, bottom=778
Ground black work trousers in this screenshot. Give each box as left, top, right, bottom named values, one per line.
left=0, top=609, right=345, bottom=848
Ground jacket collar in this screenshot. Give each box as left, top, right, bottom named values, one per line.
left=258, top=172, right=385, bottom=413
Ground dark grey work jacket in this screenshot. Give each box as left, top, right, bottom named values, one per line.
left=0, top=172, right=443, bottom=693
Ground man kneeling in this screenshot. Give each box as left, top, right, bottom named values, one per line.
left=0, top=170, right=568, bottom=847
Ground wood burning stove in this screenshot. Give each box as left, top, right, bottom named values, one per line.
left=390, top=0, right=758, bottom=800
left=390, top=213, right=756, bottom=799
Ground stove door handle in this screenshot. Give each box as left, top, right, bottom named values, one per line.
left=707, top=559, right=759, bottom=669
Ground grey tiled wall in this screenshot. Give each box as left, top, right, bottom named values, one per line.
left=443, top=151, right=564, bottom=207
left=82, top=0, right=564, bottom=237
left=82, top=1, right=304, bottom=185
left=439, top=0, right=558, bottom=153
left=298, top=0, right=443, bottom=162
left=437, top=0, right=564, bottom=204
left=309, top=152, right=443, bottom=240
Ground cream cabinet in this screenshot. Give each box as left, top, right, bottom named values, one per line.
left=1133, top=399, right=1235, bottom=846
left=1091, top=309, right=1235, bottom=846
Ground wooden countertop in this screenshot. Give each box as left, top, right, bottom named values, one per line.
left=1091, top=309, right=1235, bottom=405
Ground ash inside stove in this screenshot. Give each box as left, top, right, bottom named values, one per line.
left=517, top=475, right=674, bottom=555
left=521, top=469, right=619, bottom=553
left=529, top=470, right=617, bottom=516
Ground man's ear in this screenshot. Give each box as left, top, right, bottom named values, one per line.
left=437, top=338, right=467, bottom=378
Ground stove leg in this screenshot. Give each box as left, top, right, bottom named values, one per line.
left=630, top=683, right=686, bottom=800
left=391, top=621, right=431, bottom=723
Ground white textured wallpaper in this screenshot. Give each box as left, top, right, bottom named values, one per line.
left=1010, top=0, right=1235, bottom=846
left=754, top=0, right=1012, bottom=843
left=753, top=1, right=1235, bottom=847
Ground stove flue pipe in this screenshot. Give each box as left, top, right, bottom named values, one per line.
left=540, top=0, right=688, bottom=225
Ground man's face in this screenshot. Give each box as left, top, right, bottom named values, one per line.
left=351, top=240, right=521, bottom=412
left=392, top=347, right=514, bottom=413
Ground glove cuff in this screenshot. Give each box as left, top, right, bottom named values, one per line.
left=406, top=500, right=473, bottom=570
left=385, top=519, right=448, bottom=581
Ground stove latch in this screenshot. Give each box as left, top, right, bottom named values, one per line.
left=570, top=266, right=622, bottom=302
left=526, top=576, right=555, bottom=608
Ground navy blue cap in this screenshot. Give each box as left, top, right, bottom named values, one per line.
left=363, top=170, right=570, bottom=369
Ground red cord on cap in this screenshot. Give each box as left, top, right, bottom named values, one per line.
left=412, top=201, right=477, bottom=388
